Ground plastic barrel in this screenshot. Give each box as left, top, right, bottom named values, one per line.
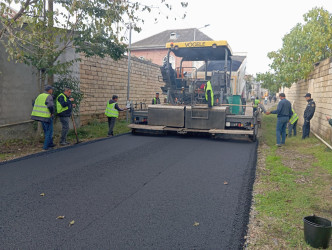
left=303, top=215, right=332, bottom=249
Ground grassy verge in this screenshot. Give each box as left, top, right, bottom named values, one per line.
left=67, top=119, right=130, bottom=141
left=0, top=119, right=130, bottom=162
left=247, top=115, right=332, bottom=249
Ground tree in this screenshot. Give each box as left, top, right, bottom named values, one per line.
left=0, top=0, right=188, bottom=91
left=255, top=72, right=280, bottom=93
left=258, top=7, right=332, bottom=88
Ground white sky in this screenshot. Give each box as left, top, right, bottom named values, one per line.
left=131, top=0, right=332, bottom=76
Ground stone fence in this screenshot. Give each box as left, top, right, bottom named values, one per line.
left=79, top=55, right=163, bottom=125
left=284, top=57, right=332, bottom=143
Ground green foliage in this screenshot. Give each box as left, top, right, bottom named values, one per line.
left=53, top=75, right=84, bottom=114
left=0, top=0, right=188, bottom=88
left=257, top=7, right=332, bottom=90
left=256, top=72, right=281, bottom=93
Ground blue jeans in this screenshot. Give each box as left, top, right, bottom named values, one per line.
left=42, top=118, right=54, bottom=150
left=302, top=120, right=310, bottom=139
left=276, top=116, right=289, bottom=144
left=288, top=120, right=297, bottom=137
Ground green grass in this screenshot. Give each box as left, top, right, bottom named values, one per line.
left=0, top=119, right=131, bottom=162
left=67, top=119, right=130, bottom=141
left=249, top=114, right=332, bottom=249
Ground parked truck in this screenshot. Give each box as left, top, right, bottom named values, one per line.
left=129, top=40, right=259, bottom=141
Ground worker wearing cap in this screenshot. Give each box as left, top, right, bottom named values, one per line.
left=204, top=81, right=214, bottom=107
left=302, top=93, right=315, bottom=139
left=265, top=93, right=293, bottom=147
left=31, top=85, right=55, bottom=150
left=105, top=95, right=127, bottom=137
left=152, top=93, right=161, bottom=105
left=288, top=108, right=298, bottom=137
left=56, top=87, right=76, bottom=146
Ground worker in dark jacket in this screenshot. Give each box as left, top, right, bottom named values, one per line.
left=152, top=93, right=161, bottom=104
left=302, top=93, right=315, bottom=139
left=31, top=85, right=55, bottom=150
left=56, top=87, right=76, bottom=145
left=105, top=95, right=127, bottom=136
left=265, top=93, right=293, bottom=146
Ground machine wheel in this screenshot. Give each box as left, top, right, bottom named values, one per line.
left=250, top=124, right=258, bottom=142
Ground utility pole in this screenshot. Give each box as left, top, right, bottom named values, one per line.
left=126, top=23, right=132, bottom=123
left=193, top=24, right=210, bottom=41
left=47, top=0, right=54, bottom=86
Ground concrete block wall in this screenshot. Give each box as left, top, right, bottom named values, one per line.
left=79, top=55, right=164, bottom=125
left=284, top=57, right=332, bottom=143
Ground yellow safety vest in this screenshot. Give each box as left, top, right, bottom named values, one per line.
left=31, top=93, right=51, bottom=118
left=204, top=81, right=214, bottom=107
left=56, top=93, right=69, bottom=114
left=105, top=102, right=119, bottom=118
left=253, top=99, right=260, bottom=108
left=289, top=109, right=298, bottom=124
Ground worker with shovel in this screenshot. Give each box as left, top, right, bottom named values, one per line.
left=56, top=87, right=76, bottom=146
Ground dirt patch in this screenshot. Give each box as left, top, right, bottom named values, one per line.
left=277, top=147, right=315, bottom=172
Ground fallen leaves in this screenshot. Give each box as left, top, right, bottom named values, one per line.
left=56, top=216, right=65, bottom=219
left=224, top=181, right=228, bottom=185
left=69, top=220, right=75, bottom=227
left=193, top=221, right=199, bottom=226
left=40, top=193, right=45, bottom=196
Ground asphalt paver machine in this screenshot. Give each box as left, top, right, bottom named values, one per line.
left=129, top=40, right=259, bottom=141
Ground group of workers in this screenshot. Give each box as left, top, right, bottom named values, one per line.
left=31, top=85, right=76, bottom=150
left=255, top=92, right=317, bottom=147
left=32, top=81, right=329, bottom=150
left=31, top=87, right=164, bottom=150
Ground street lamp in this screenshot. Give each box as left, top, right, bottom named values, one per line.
left=193, top=24, right=210, bottom=41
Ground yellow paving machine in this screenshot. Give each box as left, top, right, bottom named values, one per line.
left=129, top=40, right=258, bottom=141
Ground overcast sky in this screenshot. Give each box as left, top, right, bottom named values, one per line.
left=131, top=0, right=332, bottom=76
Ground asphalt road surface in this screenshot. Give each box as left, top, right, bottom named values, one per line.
left=0, top=134, right=257, bottom=249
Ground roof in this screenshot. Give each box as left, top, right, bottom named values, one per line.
left=131, top=28, right=213, bottom=50
left=1, top=4, right=18, bottom=18
left=197, top=56, right=247, bottom=72
left=167, top=41, right=233, bottom=61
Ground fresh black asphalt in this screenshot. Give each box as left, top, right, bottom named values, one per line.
left=0, top=134, right=257, bottom=249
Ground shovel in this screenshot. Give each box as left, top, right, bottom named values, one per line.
left=71, top=114, right=80, bottom=144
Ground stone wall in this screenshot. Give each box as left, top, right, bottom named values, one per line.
left=284, top=57, right=332, bottom=143
left=79, top=55, right=164, bottom=125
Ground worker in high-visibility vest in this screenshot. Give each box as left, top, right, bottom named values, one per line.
left=152, top=92, right=161, bottom=105
left=253, top=97, right=260, bottom=114
left=204, top=81, right=214, bottom=107
left=31, top=85, right=55, bottom=150
left=105, top=95, right=127, bottom=137
left=56, top=87, right=76, bottom=146
left=288, top=108, right=298, bottom=137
